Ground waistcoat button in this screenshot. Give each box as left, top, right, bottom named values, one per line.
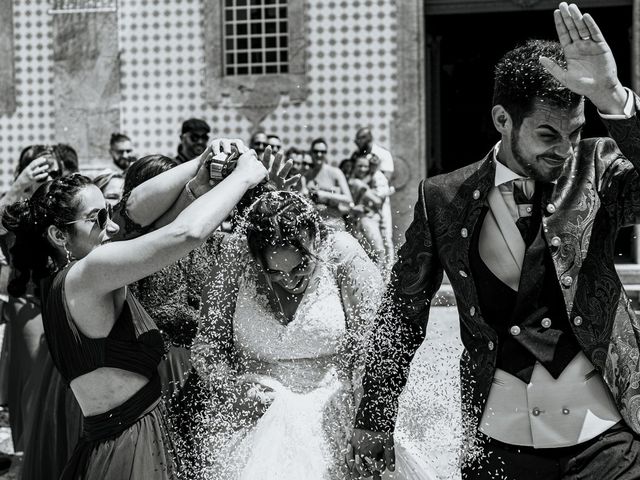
left=532, top=407, right=541, bottom=416
left=573, top=316, right=583, bottom=326
left=473, top=189, right=480, bottom=200
left=488, top=341, right=495, bottom=351
left=459, top=270, right=468, bottom=278
left=470, top=306, right=476, bottom=316
left=551, top=236, right=561, bottom=247
left=547, top=203, right=556, bottom=214
left=510, top=325, right=521, bottom=336
left=562, top=276, right=573, bottom=287
left=562, top=408, right=570, bottom=415
left=541, top=318, right=552, bottom=328
left=461, top=228, right=468, bottom=238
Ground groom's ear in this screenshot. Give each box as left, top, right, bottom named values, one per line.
left=491, top=105, right=512, bottom=135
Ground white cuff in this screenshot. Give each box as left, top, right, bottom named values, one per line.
left=598, top=87, right=636, bottom=120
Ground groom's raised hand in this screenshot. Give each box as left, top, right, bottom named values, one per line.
left=539, top=2, right=627, bottom=115
left=346, top=428, right=394, bottom=479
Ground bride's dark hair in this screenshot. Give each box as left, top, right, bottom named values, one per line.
left=2, top=174, right=92, bottom=297
left=244, top=191, right=327, bottom=264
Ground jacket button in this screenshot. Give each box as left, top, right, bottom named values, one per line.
left=473, top=189, right=480, bottom=200
left=562, top=408, right=570, bottom=415
left=459, top=270, right=468, bottom=278
left=470, top=306, right=476, bottom=316
left=573, top=316, right=583, bottom=326
left=488, top=341, right=494, bottom=351
left=541, top=318, right=552, bottom=328
left=526, top=206, right=532, bottom=213
left=532, top=407, right=541, bottom=416
left=551, top=236, right=561, bottom=247
left=547, top=203, right=556, bottom=214
left=461, top=228, right=468, bottom=238
left=510, top=325, right=521, bottom=336
left=562, top=276, right=573, bottom=287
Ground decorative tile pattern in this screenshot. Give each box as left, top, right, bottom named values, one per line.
left=0, top=0, right=398, bottom=188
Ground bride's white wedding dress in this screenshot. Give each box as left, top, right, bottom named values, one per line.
left=192, top=232, right=437, bottom=480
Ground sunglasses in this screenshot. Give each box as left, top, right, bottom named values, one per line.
left=65, top=204, right=113, bottom=230
left=312, top=149, right=327, bottom=154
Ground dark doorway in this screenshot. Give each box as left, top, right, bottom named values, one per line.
left=425, top=5, right=633, bottom=260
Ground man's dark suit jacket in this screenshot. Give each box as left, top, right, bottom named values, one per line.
left=355, top=94, right=640, bottom=450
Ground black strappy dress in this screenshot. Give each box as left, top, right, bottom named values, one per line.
left=41, top=264, right=178, bottom=479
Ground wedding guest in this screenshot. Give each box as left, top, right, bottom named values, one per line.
left=54, top=144, right=79, bottom=174
left=347, top=153, right=393, bottom=274
left=176, top=119, right=210, bottom=164
left=250, top=131, right=269, bottom=160
left=267, top=134, right=282, bottom=153
left=93, top=171, right=124, bottom=207
left=305, top=138, right=353, bottom=230
left=2, top=141, right=267, bottom=478
left=109, top=133, right=136, bottom=171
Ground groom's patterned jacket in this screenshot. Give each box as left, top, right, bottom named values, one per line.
left=355, top=94, right=640, bottom=446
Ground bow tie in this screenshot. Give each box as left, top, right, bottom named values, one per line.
left=511, top=178, right=535, bottom=203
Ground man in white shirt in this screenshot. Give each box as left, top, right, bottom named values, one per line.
left=353, top=127, right=394, bottom=182
left=349, top=3, right=640, bottom=479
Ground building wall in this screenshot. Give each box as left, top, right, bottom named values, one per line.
left=0, top=0, right=400, bottom=191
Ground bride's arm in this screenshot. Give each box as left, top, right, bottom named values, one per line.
left=334, top=232, right=384, bottom=404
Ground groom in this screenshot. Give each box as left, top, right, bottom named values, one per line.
left=348, top=3, right=640, bottom=479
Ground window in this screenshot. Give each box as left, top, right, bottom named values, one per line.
left=204, top=0, right=307, bottom=109
left=223, top=0, right=289, bottom=76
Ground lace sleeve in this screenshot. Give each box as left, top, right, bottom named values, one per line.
left=191, top=237, right=245, bottom=395
left=333, top=232, right=384, bottom=399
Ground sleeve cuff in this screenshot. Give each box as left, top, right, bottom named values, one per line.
left=599, top=87, right=636, bottom=120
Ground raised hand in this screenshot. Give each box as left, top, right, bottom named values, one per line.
left=261, top=145, right=301, bottom=191
left=539, top=2, right=627, bottom=114
left=345, top=428, right=395, bottom=479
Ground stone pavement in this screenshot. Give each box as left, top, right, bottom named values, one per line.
left=0, top=307, right=464, bottom=480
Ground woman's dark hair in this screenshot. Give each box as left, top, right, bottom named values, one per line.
left=2, top=174, right=93, bottom=297
left=53, top=144, right=79, bottom=173
left=244, top=191, right=327, bottom=267
left=123, top=154, right=178, bottom=194
left=93, top=171, right=124, bottom=192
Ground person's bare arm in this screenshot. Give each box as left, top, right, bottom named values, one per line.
left=67, top=151, right=267, bottom=297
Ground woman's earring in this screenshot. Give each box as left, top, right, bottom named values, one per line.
left=64, top=243, right=74, bottom=265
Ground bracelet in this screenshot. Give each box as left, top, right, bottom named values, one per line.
left=185, top=180, right=199, bottom=201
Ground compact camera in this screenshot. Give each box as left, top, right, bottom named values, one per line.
left=209, top=147, right=240, bottom=182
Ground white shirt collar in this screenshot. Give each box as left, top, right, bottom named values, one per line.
left=492, top=142, right=524, bottom=187
left=491, top=141, right=558, bottom=186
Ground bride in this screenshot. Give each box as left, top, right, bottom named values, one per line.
left=191, top=190, right=437, bottom=479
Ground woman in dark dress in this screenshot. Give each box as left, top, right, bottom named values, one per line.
left=1, top=143, right=266, bottom=479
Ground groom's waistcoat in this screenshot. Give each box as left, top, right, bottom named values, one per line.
left=468, top=206, right=581, bottom=383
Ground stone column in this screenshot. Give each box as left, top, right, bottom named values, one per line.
left=391, top=0, right=426, bottom=242
left=0, top=0, right=16, bottom=114
left=51, top=2, right=120, bottom=168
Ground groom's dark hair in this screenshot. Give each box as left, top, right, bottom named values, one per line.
left=492, top=39, right=583, bottom=129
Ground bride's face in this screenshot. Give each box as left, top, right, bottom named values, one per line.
left=263, top=244, right=316, bottom=295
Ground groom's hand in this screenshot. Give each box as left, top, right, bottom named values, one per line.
left=539, top=2, right=627, bottom=115
left=346, top=428, right=395, bottom=479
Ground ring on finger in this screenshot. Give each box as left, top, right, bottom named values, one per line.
left=580, top=35, right=591, bottom=40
